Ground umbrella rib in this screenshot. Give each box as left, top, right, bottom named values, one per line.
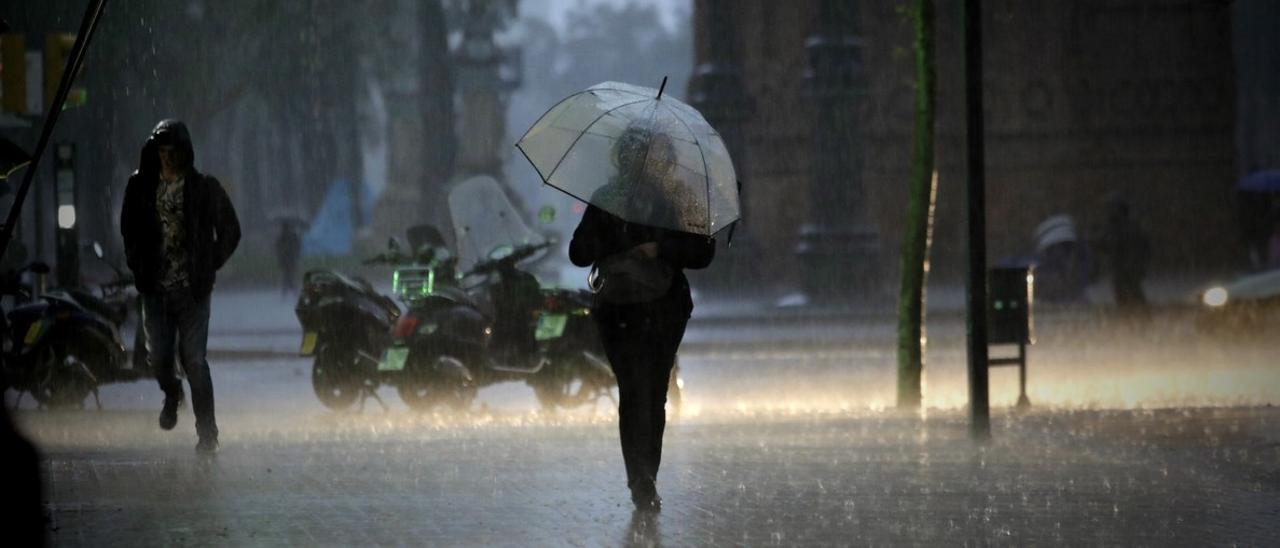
left=515, top=89, right=602, bottom=188
left=588, top=84, right=651, bottom=97
left=514, top=142, right=555, bottom=197
left=660, top=102, right=718, bottom=234
left=515, top=89, right=590, bottom=146
left=543, top=98, right=652, bottom=183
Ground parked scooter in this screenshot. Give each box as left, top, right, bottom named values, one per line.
left=0, top=260, right=50, bottom=397
left=380, top=176, right=619, bottom=412
left=382, top=240, right=617, bottom=411
left=295, top=258, right=401, bottom=411
left=3, top=243, right=140, bottom=409
left=369, top=236, right=482, bottom=410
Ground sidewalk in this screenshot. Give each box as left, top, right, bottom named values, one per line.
left=20, top=286, right=1280, bottom=545
left=23, top=405, right=1280, bottom=546
left=689, top=276, right=1209, bottom=325
left=198, top=281, right=1213, bottom=360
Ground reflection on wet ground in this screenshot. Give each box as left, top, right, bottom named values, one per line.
left=19, top=405, right=1280, bottom=546
left=10, top=294, right=1280, bottom=545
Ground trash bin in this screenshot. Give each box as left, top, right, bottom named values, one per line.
left=988, top=266, right=1033, bottom=409
left=989, top=266, right=1033, bottom=345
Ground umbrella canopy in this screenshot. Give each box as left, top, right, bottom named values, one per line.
left=0, top=137, right=31, bottom=183
left=1237, top=169, right=1280, bottom=193
left=516, top=80, right=739, bottom=236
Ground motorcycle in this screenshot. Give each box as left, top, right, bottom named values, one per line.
left=3, top=243, right=141, bottom=409
left=379, top=176, right=618, bottom=412
left=0, top=260, right=50, bottom=397
left=294, top=257, right=401, bottom=411
left=367, top=237, right=483, bottom=411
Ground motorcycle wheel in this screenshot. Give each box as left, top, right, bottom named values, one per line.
left=29, top=343, right=96, bottom=409
left=533, top=374, right=610, bottom=410
left=532, top=351, right=617, bottom=411
left=311, top=344, right=363, bottom=411
left=397, top=355, right=476, bottom=412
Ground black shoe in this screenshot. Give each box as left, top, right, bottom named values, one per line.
left=630, top=479, right=661, bottom=512
left=159, top=392, right=183, bottom=431
left=195, top=437, right=219, bottom=454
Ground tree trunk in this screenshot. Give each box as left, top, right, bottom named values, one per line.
left=896, top=0, right=936, bottom=410
left=419, top=0, right=456, bottom=227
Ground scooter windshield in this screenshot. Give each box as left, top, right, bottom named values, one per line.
left=448, top=175, right=546, bottom=274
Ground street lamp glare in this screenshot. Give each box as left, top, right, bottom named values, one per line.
left=57, top=205, right=77, bottom=229
left=1202, top=286, right=1228, bottom=307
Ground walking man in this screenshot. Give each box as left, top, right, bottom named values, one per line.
left=121, top=119, right=240, bottom=453
left=275, top=220, right=301, bottom=296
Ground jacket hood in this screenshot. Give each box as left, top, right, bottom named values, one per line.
left=137, top=119, right=196, bottom=177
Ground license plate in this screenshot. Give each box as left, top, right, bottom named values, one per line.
left=535, top=314, right=568, bottom=341
left=23, top=321, right=43, bottom=346
left=299, top=331, right=318, bottom=356
left=379, top=346, right=410, bottom=372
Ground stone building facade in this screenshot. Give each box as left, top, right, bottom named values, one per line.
left=690, top=0, right=1240, bottom=292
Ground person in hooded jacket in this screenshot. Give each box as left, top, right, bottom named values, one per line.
left=121, top=120, right=240, bottom=454
left=569, top=125, right=715, bottom=511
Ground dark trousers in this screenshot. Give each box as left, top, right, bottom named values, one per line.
left=142, top=288, right=217, bottom=440
left=594, top=300, right=688, bottom=489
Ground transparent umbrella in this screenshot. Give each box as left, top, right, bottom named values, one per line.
left=516, top=80, right=739, bottom=236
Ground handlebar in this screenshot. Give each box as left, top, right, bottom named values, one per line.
left=362, top=247, right=445, bottom=266
left=466, top=241, right=553, bottom=277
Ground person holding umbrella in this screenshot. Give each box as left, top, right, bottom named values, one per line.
left=518, top=80, right=740, bottom=511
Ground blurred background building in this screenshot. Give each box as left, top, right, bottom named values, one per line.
left=690, top=0, right=1274, bottom=298
left=0, top=0, right=1276, bottom=298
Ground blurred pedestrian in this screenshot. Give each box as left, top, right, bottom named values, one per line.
left=569, top=126, right=715, bottom=511
left=275, top=221, right=301, bottom=296
left=1030, top=215, right=1096, bottom=304
left=121, top=119, right=241, bottom=454
left=1096, top=194, right=1150, bottom=308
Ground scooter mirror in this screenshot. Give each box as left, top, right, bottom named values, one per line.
left=92, top=241, right=104, bottom=259
left=388, top=238, right=402, bottom=253
left=537, top=205, right=556, bottom=224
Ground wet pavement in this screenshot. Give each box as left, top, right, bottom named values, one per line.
left=10, top=288, right=1280, bottom=545
left=21, top=406, right=1280, bottom=546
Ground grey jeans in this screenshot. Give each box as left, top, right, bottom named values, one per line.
left=142, top=287, right=217, bottom=440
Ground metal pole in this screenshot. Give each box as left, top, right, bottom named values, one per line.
left=962, top=0, right=990, bottom=440
left=0, top=0, right=109, bottom=261
left=1016, top=342, right=1031, bottom=410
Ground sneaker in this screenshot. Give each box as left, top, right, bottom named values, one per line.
left=158, top=392, right=183, bottom=431
left=195, top=437, right=219, bottom=454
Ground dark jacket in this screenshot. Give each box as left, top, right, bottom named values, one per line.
left=121, top=119, right=241, bottom=297
left=569, top=205, right=714, bottom=314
